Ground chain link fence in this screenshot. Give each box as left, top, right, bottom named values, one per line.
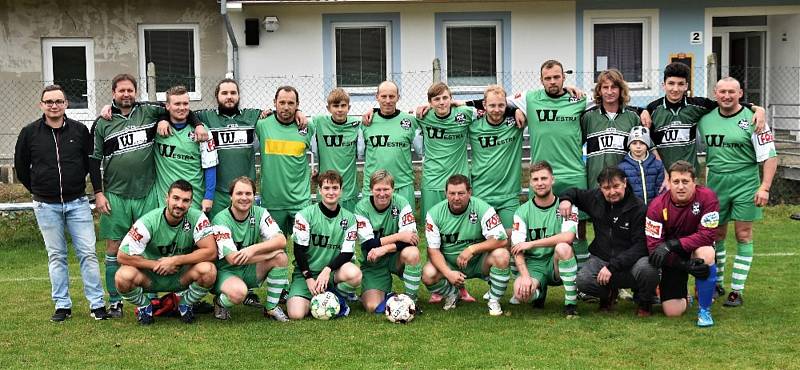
left=2, top=65, right=799, bottom=203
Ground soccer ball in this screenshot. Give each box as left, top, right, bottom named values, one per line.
left=310, top=292, right=340, bottom=320
left=385, top=294, right=416, bottom=323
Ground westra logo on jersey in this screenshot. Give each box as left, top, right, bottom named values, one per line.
left=368, top=135, right=407, bottom=148
left=535, top=109, right=578, bottom=122
left=705, top=134, right=725, bottom=147
left=528, top=227, right=548, bottom=241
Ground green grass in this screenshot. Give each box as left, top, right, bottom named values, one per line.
left=1, top=206, right=799, bottom=369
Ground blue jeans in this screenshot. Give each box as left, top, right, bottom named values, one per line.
left=33, top=197, right=105, bottom=310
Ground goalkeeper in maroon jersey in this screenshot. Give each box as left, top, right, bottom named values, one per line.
left=646, top=161, right=719, bottom=327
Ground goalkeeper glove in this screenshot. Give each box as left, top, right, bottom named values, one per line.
left=681, top=258, right=710, bottom=280
left=649, top=239, right=681, bottom=267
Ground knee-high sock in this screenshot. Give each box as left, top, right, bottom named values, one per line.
left=265, top=267, right=289, bottom=310
left=180, top=282, right=210, bottom=305
left=731, top=241, right=754, bottom=292
left=696, top=264, right=717, bottom=310
left=572, top=239, right=590, bottom=271
left=427, top=278, right=457, bottom=297
left=558, top=257, right=579, bottom=305
left=104, top=254, right=120, bottom=303
left=488, top=266, right=510, bottom=301
left=218, top=293, right=235, bottom=308
left=715, top=240, right=726, bottom=285
left=120, top=286, right=149, bottom=307
left=402, top=263, right=422, bottom=300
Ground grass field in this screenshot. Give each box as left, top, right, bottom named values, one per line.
left=1, top=205, right=799, bottom=369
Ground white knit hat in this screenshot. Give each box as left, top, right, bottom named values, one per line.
left=628, top=126, right=653, bottom=149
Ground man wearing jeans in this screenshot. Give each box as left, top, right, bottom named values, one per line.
left=14, top=85, right=110, bottom=322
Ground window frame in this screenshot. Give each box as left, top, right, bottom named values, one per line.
left=441, top=20, right=503, bottom=93
left=41, top=38, right=96, bottom=122
left=137, top=23, right=202, bottom=101
left=330, top=21, right=393, bottom=95
left=583, top=9, right=659, bottom=96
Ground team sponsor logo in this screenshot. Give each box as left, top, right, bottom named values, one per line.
left=536, top=109, right=557, bottom=121
left=528, top=227, right=547, bottom=241
left=478, top=136, right=498, bottom=148
left=567, top=212, right=579, bottom=223
left=569, top=96, right=581, bottom=103
left=391, top=206, right=400, bottom=218
left=441, top=233, right=460, bottom=243
left=357, top=220, right=367, bottom=229
left=369, top=135, right=390, bottom=147
left=265, top=216, right=274, bottom=225
left=311, top=233, right=329, bottom=246
left=323, top=135, right=344, bottom=147
left=468, top=211, right=478, bottom=224
left=347, top=230, right=357, bottom=240
left=455, top=112, right=467, bottom=124
left=401, top=213, right=415, bottom=226
left=485, top=213, right=501, bottom=230
left=757, top=130, right=774, bottom=145
left=645, top=217, right=662, bottom=238
left=213, top=230, right=232, bottom=241
left=294, top=219, right=307, bottom=232
left=127, top=227, right=144, bottom=242
left=705, top=134, right=725, bottom=147
left=195, top=219, right=210, bottom=232
left=425, top=222, right=434, bottom=232
left=692, top=202, right=701, bottom=215
left=425, top=127, right=446, bottom=139
left=298, top=127, right=308, bottom=136
left=205, top=138, right=216, bottom=151
left=117, top=130, right=148, bottom=150
left=400, top=118, right=412, bottom=130
left=738, top=119, right=750, bottom=131
left=340, top=219, right=349, bottom=230
left=701, top=211, right=720, bottom=229
left=505, top=117, right=516, bottom=127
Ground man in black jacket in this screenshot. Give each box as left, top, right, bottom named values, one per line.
left=559, top=166, right=658, bottom=316
left=14, top=85, right=110, bottom=322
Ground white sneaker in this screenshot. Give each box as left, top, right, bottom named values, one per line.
left=509, top=295, right=521, bottom=305
left=443, top=290, right=459, bottom=311
left=264, top=306, right=289, bottom=322
left=488, top=299, right=503, bottom=316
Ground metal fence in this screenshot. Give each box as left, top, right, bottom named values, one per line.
left=2, top=64, right=799, bottom=203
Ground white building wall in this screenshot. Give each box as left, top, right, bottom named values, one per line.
left=767, top=14, right=800, bottom=133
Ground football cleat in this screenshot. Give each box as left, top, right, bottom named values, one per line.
left=90, top=306, right=111, bottom=320
left=108, top=301, right=123, bottom=318
left=264, top=306, right=290, bottom=322
left=191, top=300, right=214, bottom=314
left=713, top=284, right=725, bottom=301
left=460, top=287, right=476, bottom=303
left=374, top=292, right=396, bottom=314
left=697, top=308, right=714, bottom=327
left=578, top=292, right=599, bottom=303
left=563, top=304, right=579, bottom=319
left=242, top=291, right=261, bottom=308
left=487, top=299, right=503, bottom=316
left=178, top=304, right=195, bottom=324
left=213, top=296, right=230, bottom=320
left=135, top=304, right=154, bottom=325
left=50, top=308, right=72, bottom=322
left=723, top=291, right=743, bottom=307
left=428, top=293, right=443, bottom=304
left=443, top=290, right=459, bottom=311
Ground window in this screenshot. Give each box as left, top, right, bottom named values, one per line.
left=443, top=21, right=500, bottom=87
left=42, top=38, right=95, bottom=121
left=138, top=24, right=201, bottom=100
left=332, top=22, right=391, bottom=90
left=583, top=9, right=658, bottom=93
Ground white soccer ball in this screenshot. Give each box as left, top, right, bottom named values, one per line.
left=385, top=294, right=416, bottom=324
left=310, top=292, right=340, bottom=320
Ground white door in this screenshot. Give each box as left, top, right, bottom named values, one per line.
left=42, top=38, right=95, bottom=125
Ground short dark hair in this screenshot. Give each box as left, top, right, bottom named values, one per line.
left=275, top=85, right=299, bottom=104
left=228, top=176, right=256, bottom=195
left=663, top=62, right=690, bottom=82
left=166, top=85, right=189, bottom=103
left=427, top=82, right=451, bottom=102
left=530, top=161, right=553, bottom=175
left=596, top=166, right=627, bottom=185
left=215, top=78, right=239, bottom=98
left=668, top=160, right=696, bottom=179
left=41, top=84, right=66, bottom=100
left=317, top=170, right=342, bottom=187
left=540, top=59, right=564, bottom=74
left=168, top=179, right=193, bottom=194
left=112, top=73, right=138, bottom=92
left=446, top=174, right=471, bottom=191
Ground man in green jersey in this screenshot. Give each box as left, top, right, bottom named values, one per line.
left=115, top=180, right=218, bottom=325
left=354, top=170, right=421, bottom=313
left=582, top=69, right=641, bottom=190
left=154, top=86, right=218, bottom=212
left=361, top=81, right=419, bottom=209
left=256, top=86, right=315, bottom=234
left=212, top=177, right=290, bottom=321
left=510, top=161, right=580, bottom=318
left=698, top=77, right=777, bottom=307
left=422, top=174, right=511, bottom=315
left=287, top=170, right=361, bottom=319
left=509, top=60, right=590, bottom=272
left=314, top=88, right=361, bottom=211
left=92, top=74, right=207, bottom=317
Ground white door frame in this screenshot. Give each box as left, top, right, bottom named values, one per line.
left=42, top=38, right=95, bottom=124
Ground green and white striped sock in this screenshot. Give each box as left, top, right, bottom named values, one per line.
left=265, top=267, right=289, bottom=310
left=558, top=257, right=579, bottom=305
left=402, top=263, right=422, bottom=300
left=180, top=283, right=210, bottom=305
left=488, top=266, right=510, bottom=301
left=731, top=241, right=754, bottom=292
left=120, top=286, right=149, bottom=307
left=715, top=240, right=727, bottom=285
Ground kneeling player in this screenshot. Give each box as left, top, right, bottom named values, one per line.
left=646, top=161, right=719, bottom=327
left=287, top=170, right=362, bottom=319
left=510, top=161, right=580, bottom=318
left=115, top=180, right=217, bottom=325
left=422, top=174, right=510, bottom=315
left=354, top=170, right=422, bottom=313
left=212, top=177, right=290, bottom=321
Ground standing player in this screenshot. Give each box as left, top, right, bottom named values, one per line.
left=361, top=81, right=419, bottom=209
left=212, top=177, right=290, bottom=321
left=422, top=175, right=510, bottom=315
left=646, top=161, right=719, bottom=327
left=93, top=74, right=208, bottom=317
left=115, top=180, right=218, bottom=325
left=510, top=161, right=580, bottom=318
left=256, top=86, right=315, bottom=234
left=287, top=170, right=362, bottom=320
left=153, top=86, right=218, bottom=211
left=314, top=88, right=361, bottom=211
left=698, top=77, right=777, bottom=307
left=582, top=69, right=642, bottom=189
left=354, top=170, right=421, bottom=312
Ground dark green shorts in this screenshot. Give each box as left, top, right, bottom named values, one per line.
left=361, top=252, right=403, bottom=293
left=444, top=253, right=488, bottom=279
left=214, top=264, right=261, bottom=294
left=708, top=167, right=762, bottom=223
left=142, top=266, right=190, bottom=293
left=513, top=254, right=561, bottom=287
left=99, top=191, right=159, bottom=240
left=287, top=270, right=339, bottom=300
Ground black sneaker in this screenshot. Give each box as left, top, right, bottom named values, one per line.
left=192, top=300, right=214, bottom=314
left=713, top=284, right=726, bottom=301
left=243, top=291, right=262, bottom=308
left=108, top=301, right=123, bottom=318
left=90, top=306, right=111, bottom=320
left=51, top=308, right=72, bottom=322
left=563, top=304, right=579, bottom=319
left=723, top=291, right=743, bottom=307
left=178, top=304, right=195, bottom=324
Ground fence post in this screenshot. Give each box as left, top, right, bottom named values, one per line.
left=706, top=53, right=717, bottom=96
left=432, top=58, right=441, bottom=84
left=147, top=62, right=157, bottom=101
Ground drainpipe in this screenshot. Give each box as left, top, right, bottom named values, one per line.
left=221, top=0, right=240, bottom=79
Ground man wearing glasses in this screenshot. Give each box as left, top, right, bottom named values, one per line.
left=14, top=85, right=110, bottom=322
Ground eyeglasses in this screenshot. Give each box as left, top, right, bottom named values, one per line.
left=41, top=100, right=66, bottom=107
